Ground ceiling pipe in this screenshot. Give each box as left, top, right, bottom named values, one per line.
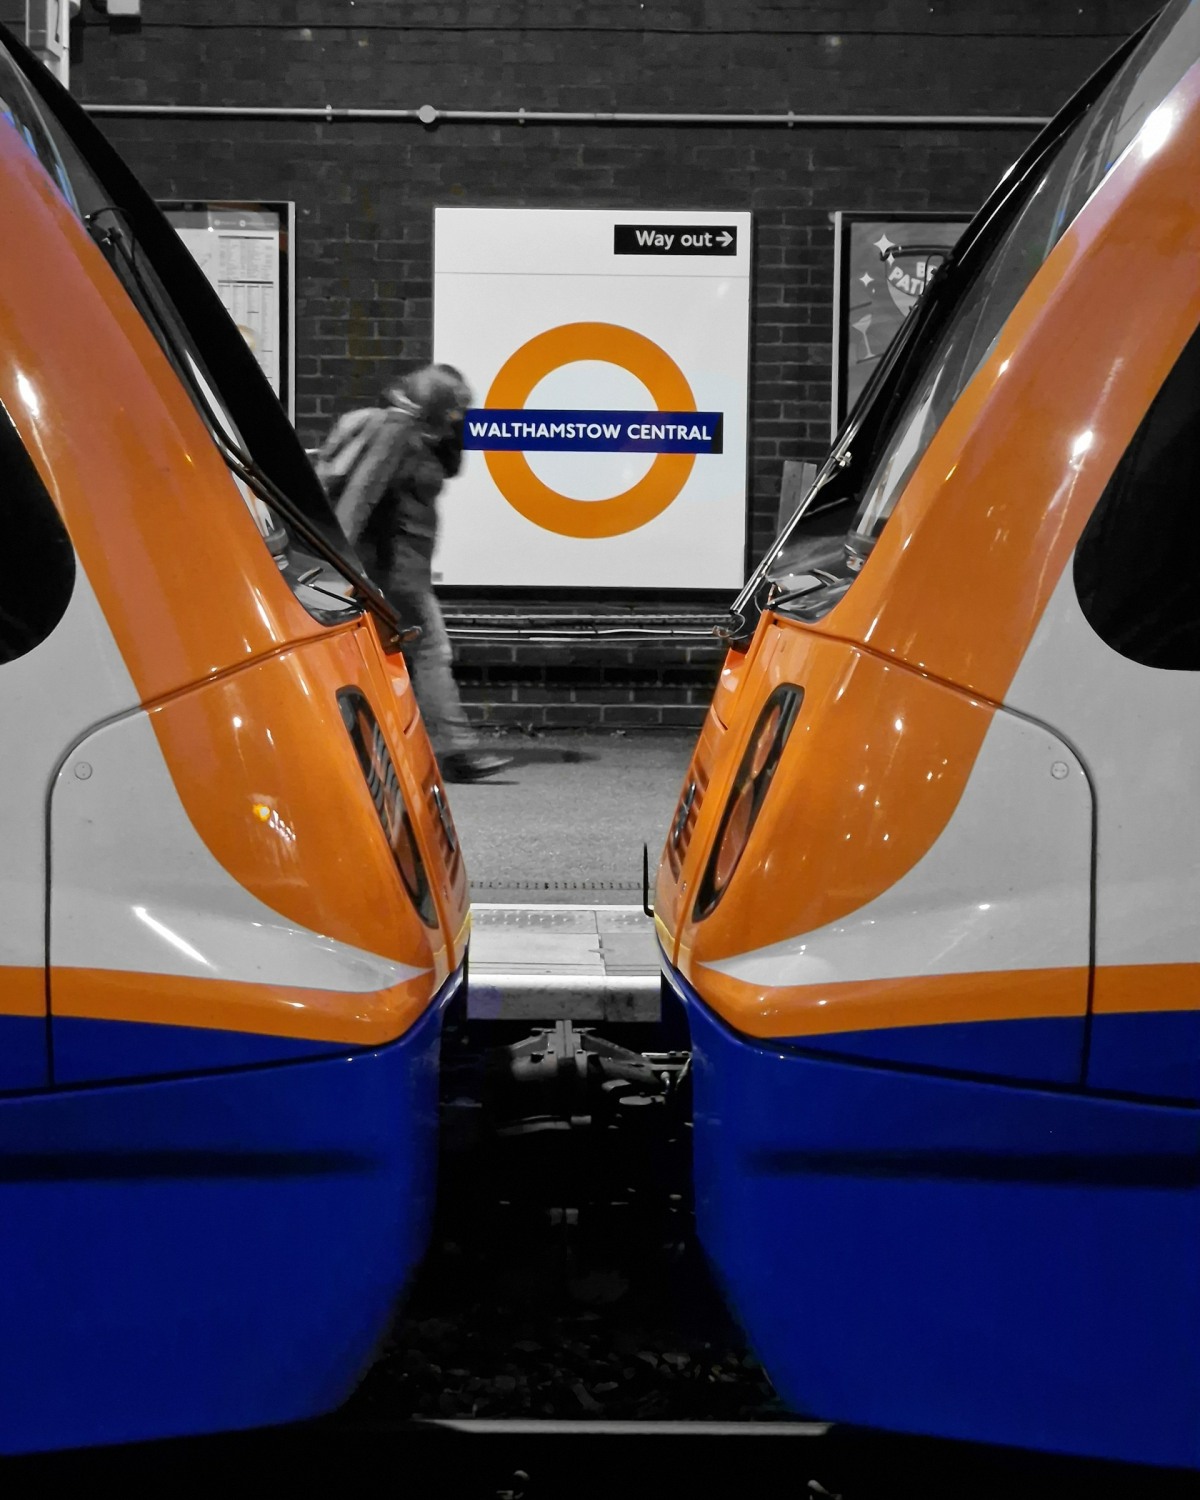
left=82, top=102, right=1050, bottom=128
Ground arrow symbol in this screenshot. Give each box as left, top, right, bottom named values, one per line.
left=717, top=231, right=733, bottom=247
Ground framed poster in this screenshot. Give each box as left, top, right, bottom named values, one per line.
left=161, top=200, right=296, bottom=422
left=433, top=207, right=751, bottom=589
left=831, top=211, right=969, bottom=441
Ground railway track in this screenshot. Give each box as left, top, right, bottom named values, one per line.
left=10, top=1414, right=1196, bottom=1497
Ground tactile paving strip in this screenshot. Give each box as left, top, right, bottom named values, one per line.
left=471, top=907, right=647, bottom=930
left=471, top=879, right=642, bottom=891
left=466, top=902, right=662, bottom=1022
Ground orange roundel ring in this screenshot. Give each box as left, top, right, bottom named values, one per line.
left=483, top=321, right=698, bottom=539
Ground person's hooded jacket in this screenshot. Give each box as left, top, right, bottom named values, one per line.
left=315, top=363, right=473, bottom=589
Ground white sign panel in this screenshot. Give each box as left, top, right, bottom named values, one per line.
left=433, top=207, right=751, bottom=588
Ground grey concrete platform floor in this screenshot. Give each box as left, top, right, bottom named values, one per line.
left=449, top=730, right=693, bottom=904
left=468, top=903, right=662, bottom=1022
left=445, top=731, right=694, bottom=1021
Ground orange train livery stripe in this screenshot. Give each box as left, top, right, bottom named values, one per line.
left=689, top=962, right=1200, bottom=1041
left=0, top=967, right=47, bottom=1018
left=53, top=966, right=438, bottom=1049
left=691, top=963, right=1087, bottom=1041
left=1092, top=964, right=1200, bottom=1016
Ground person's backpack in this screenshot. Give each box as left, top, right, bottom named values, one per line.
left=313, top=406, right=389, bottom=508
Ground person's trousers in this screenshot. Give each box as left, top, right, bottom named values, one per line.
left=387, top=584, right=477, bottom=757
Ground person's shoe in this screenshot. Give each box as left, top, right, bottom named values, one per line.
left=441, top=750, right=514, bottom=783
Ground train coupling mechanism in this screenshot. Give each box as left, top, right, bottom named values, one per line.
left=486, top=1020, right=690, bottom=1136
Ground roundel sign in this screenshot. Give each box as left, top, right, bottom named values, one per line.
left=433, top=207, right=750, bottom=589
left=475, top=322, right=708, bottom=540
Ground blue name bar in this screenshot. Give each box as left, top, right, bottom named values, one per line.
left=463, top=409, right=723, bottom=454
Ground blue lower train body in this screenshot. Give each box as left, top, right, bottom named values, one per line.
left=0, top=968, right=458, bottom=1454
left=662, top=960, right=1200, bottom=1469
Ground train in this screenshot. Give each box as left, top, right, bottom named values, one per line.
left=655, top=0, right=1200, bottom=1470
left=0, top=26, right=468, bottom=1452
left=4, top=0, right=1200, bottom=1471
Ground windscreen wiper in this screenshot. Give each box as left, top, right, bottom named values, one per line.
left=721, top=453, right=851, bottom=641
left=720, top=247, right=963, bottom=644
left=213, top=435, right=419, bottom=644
left=770, top=568, right=844, bottom=604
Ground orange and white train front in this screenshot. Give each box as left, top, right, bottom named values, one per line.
left=0, top=31, right=468, bottom=1452
left=658, top=0, right=1200, bottom=1470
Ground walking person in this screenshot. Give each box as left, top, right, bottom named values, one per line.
left=316, top=364, right=511, bottom=782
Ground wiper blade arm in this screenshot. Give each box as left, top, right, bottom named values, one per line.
left=216, top=439, right=420, bottom=645
left=726, top=452, right=850, bottom=630
left=86, top=206, right=418, bottom=645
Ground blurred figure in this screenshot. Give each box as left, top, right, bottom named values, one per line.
left=316, top=363, right=511, bottom=783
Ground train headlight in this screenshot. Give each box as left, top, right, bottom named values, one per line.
left=710, top=780, right=755, bottom=897
left=694, top=685, right=803, bottom=920
left=748, top=700, right=783, bottom=779
left=338, top=688, right=439, bottom=928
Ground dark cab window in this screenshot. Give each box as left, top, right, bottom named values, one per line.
left=0, top=400, right=75, bottom=663
left=0, top=45, right=76, bottom=209
left=1075, top=320, right=1200, bottom=669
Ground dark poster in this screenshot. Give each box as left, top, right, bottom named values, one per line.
left=832, top=212, right=969, bottom=439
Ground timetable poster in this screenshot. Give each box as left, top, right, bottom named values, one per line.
left=163, top=201, right=294, bottom=419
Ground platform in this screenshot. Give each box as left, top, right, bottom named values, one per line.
left=467, top=903, right=661, bottom=1021
left=448, top=731, right=693, bottom=1021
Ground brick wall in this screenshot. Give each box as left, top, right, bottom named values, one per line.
left=456, top=636, right=726, bottom=733
left=1, top=1, right=1160, bottom=727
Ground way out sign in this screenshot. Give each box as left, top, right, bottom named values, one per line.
left=613, top=224, right=738, bottom=255
left=432, top=207, right=751, bottom=589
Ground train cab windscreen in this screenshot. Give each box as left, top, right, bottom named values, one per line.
left=0, top=24, right=403, bottom=635
left=753, top=0, right=1200, bottom=625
